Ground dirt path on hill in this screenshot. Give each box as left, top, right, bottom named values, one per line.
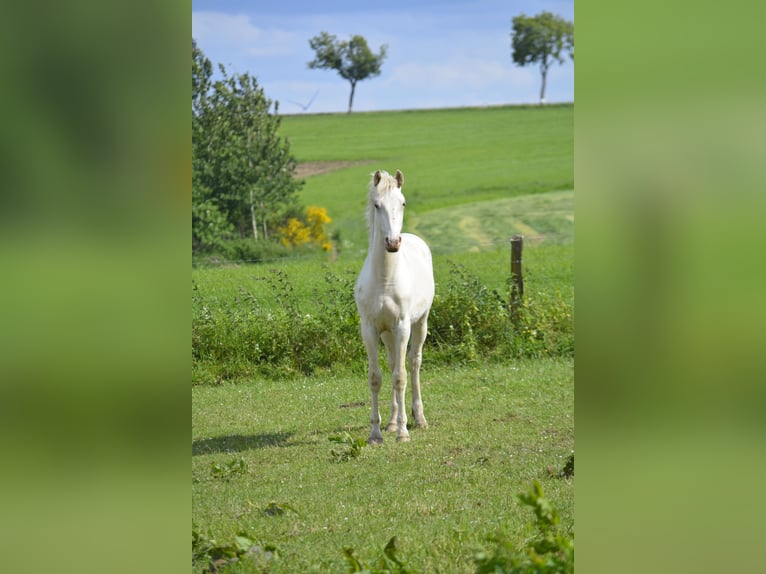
left=294, top=160, right=376, bottom=178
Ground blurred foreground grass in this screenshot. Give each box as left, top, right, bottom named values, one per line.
left=576, top=2, right=766, bottom=572
left=2, top=0, right=766, bottom=572
left=0, top=2, right=189, bottom=573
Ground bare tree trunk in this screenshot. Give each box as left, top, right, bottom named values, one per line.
left=247, top=131, right=259, bottom=241
left=539, top=61, right=549, bottom=105
left=260, top=202, right=269, bottom=240
left=249, top=188, right=258, bottom=241
left=347, top=80, right=356, bottom=113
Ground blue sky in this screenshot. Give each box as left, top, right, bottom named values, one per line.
left=192, top=0, right=574, bottom=114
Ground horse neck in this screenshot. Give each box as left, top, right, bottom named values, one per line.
left=368, top=225, right=401, bottom=280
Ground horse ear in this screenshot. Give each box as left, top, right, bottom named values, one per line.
left=395, top=169, right=404, bottom=188
left=373, top=170, right=382, bottom=186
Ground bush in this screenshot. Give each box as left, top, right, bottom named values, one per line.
left=193, top=266, right=365, bottom=380
left=428, top=262, right=511, bottom=361
left=279, top=206, right=333, bottom=251
left=428, top=262, right=573, bottom=362
left=192, top=262, right=573, bottom=382
left=192, top=238, right=293, bottom=266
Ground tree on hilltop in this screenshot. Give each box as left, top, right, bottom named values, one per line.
left=511, top=12, right=574, bottom=104
left=307, top=32, right=388, bottom=113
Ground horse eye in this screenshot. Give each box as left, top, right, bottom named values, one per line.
left=374, top=202, right=380, bottom=209
left=402, top=201, right=406, bottom=207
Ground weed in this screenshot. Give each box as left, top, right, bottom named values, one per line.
left=338, top=481, right=574, bottom=574
left=210, top=457, right=247, bottom=481
left=428, top=262, right=511, bottom=361
left=560, top=454, right=574, bottom=478
left=428, top=262, right=574, bottom=363
left=192, top=529, right=278, bottom=573
left=343, top=536, right=412, bottom=574
left=473, top=481, right=574, bottom=574
left=329, top=431, right=367, bottom=462
left=263, top=502, right=298, bottom=517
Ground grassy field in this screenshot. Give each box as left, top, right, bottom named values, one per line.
left=280, top=104, right=573, bottom=253
left=409, top=190, right=573, bottom=254
left=193, top=104, right=574, bottom=572
left=191, top=243, right=572, bottom=318
left=192, top=359, right=574, bottom=573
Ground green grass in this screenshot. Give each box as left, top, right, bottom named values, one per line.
left=409, top=190, right=573, bottom=254
left=192, top=359, right=573, bottom=573
left=191, top=243, right=571, bottom=313
left=192, top=243, right=573, bottom=383
left=280, top=105, right=573, bottom=252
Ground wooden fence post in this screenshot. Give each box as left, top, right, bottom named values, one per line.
left=510, top=234, right=524, bottom=324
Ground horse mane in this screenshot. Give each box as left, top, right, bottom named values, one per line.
left=366, top=170, right=400, bottom=233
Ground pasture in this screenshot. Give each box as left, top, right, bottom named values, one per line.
left=192, top=360, right=573, bottom=573
left=193, top=104, right=574, bottom=572
left=280, top=104, right=573, bottom=253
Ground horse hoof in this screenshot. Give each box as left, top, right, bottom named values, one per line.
left=385, top=422, right=398, bottom=432
left=414, top=418, right=428, bottom=429
left=368, top=436, right=384, bottom=445
left=396, top=434, right=410, bottom=443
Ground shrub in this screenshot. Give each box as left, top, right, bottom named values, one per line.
left=427, top=262, right=574, bottom=362
left=428, top=262, right=511, bottom=361
left=192, top=261, right=573, bottom=382
left=192, top=266, right=365, bottom=381
left=192, top=238, right=293, bottom=266
left=279, top=206, right=333, bottom=251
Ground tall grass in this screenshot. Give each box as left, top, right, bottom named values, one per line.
left=192, top=245, right=572, bottom=384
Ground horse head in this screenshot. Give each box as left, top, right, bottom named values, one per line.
left=369, top=169, right=406, bottom=253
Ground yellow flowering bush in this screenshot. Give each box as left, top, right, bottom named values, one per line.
left=279, top=217, right=311, bottom=247
left=279, top=206, right=333, bottom=250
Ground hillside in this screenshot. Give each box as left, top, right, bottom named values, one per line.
left=279, top=104, right=573, bottom=255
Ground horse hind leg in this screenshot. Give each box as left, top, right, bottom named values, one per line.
left=392, top=321, right=412, bottom=442
left=408, top=316, right=429, bottom=428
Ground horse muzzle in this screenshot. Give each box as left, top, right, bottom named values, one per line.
left=385, top=236, right=402, bottom=252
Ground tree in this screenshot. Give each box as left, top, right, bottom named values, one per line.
left=192, top=41, right=234, bottom=252
left=511, top=12, right=574, bottom=104
left=192, top=41, right=302, bottom=251
left=307, top=32, right=388, bottom=113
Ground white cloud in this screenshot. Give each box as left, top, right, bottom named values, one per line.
left=386, top=57, right=536, bottom=94
left=192, top=12, right=297, bottom=58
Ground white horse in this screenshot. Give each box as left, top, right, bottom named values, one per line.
left=354, top=169, right=435, bottom=443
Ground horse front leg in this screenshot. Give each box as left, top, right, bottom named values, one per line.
left=362, top=322, right=384, bottom=444
left=392, top=321, right=411, bottom=442
left=380, top=331, right=398, bottom=433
